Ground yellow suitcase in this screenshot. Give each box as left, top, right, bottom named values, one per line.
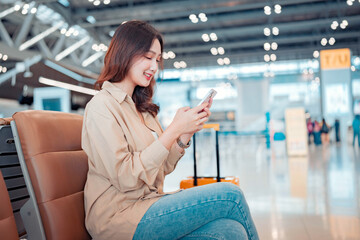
left=180, top=124, right=240, bottom=189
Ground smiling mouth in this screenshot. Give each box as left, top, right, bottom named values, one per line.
left=144, top=73, right=152, bottom=80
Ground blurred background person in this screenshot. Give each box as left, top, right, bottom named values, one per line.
left=320, top=118, right=330, bottom=145
left=353, top=115, right=360, bottom=147
left=314, top=120, right=322, bottom=145
left=307, top=117, right=314, bottom=144
left=334, top=119, right=340, bottom=143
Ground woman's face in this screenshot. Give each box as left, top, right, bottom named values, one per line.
left=125, top=39, right=162, bottom=89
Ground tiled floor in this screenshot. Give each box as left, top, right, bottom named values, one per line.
left=163, top=132, right=360, bottom=240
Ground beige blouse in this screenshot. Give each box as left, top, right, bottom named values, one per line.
left=81, top=81, right=184, bottom=240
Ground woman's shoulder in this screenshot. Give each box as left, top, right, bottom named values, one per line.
left=87, top=89, right=119, bottom=108
left=85, top=90, right=124, bottom=116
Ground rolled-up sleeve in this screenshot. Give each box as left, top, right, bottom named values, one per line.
left=163, top=143, right=184, bottom=175
left=83, top=108, right=170, bottom=192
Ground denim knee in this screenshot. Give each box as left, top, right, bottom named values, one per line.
left=215, top=182, right=246, bottom=204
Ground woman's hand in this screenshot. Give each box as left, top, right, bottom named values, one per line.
left=159, top=103, right=211, bottom=150
left=170, top=103, right=210, bottom=136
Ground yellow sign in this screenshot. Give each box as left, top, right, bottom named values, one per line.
left=320, top=48, right=351, bottom=70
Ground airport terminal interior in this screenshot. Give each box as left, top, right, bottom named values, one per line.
left=0, top=0, right=360, bottom=239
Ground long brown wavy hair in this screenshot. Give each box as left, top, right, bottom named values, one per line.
left=95, top=20, right=163, bottom=117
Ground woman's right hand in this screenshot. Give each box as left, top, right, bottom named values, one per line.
left=170, top=103, right=210, bottom=136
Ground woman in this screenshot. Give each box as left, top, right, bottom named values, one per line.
left=320, top=118, right=330, bottom=145
left=82, top=20, right=259, bottom=240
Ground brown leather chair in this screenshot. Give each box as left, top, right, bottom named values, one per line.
left=11, top=110, right=90, bottom=240
left=0, top=170, right=19, bottom=240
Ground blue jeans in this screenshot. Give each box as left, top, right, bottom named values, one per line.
left=133, top=182, right=259, bottom=240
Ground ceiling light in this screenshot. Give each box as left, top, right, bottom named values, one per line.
left=23, top=4, right=29, bottom=9
left=2, top=55, right=8, bottom=61
left=210, top=47, right=218, bottom=55
left=2, top=67, right=7, bottom=73
left=321, top=38, right=327, bottom=46
left=264, top=27, right=271, bottom=36
left=202, top=33, right=210, bottom=42
left=179, top=61, right=187, bottom=68
left=189, top=14, right=197, bottom=20
left=218, top=47, right=225, bottom=55
left=351, top=66, right=356, bottom=71
left=340, top=23, right=346, bottom=29
left=21, top=9, right=28, bottom=15
left=198, top=13, right=206, bottom=19
left=209, top=33, right=217, bottom=41
left=264, top=54, right=270, bottom=62
left=217, top=58, right=224, bottom=65
left=103, top=0, right=110, bottom=4
left=223, top=57, right=230, bottom=65
left=271, top=42, right=278, bottom=50
left=264, top=6, right=271, bottom=15
left=60, top=28, right=66, bottom=34
left=264, top=42, right=270, bottom=51
left=167, top=51, right=176, bottom=59
left=274, top=4, right=281, bottom=14
left=342, top=20, right=348, bottom=26
left=39, top=77, right=98, bottom=95
left=67, top=28, right=74, bottom=34
left=14, top=4, right=21, bottom=11
left=174, top=62, right=180, bottom=69
left=329, top=37, right=336, bottom=45
left=99, top=43, right=108, bottom=51
left=30, top=7, right=37, bottom=14
left=332, top=21, right=339, bottom=27
left=313, top=50, right=319, bottom=58
left=346, top=0, right=353, bottom=5
left=93, top=0, right=100, bottom=6
left=189, top=14, right=199, bottom=23
left=200, top=17, right=208, bottom=22
left=270, top=54, right=277, bottom=61
left=82, top=52, right=104, bottom=67
left=331, top=24, right=337, bottom=30
left=162, top=52, right=169, bottom=59
left=272, top=27, right=279, bottom=35
left=92, top=44, right=99, bottom=51
left=191, top=18, right=199, bottom=23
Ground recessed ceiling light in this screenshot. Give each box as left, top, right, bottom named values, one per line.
left=217, top=47, right=225, bottom=55
left=210, top=47, right=218, bottom=55
left=313, top=50, right=319, bottom=58
left=272, top=27, right=279, bottom=35
left=264, top=28, right=271, bottom=36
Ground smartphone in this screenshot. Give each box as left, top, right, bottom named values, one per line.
left=197, top=89, right=217, bottom=106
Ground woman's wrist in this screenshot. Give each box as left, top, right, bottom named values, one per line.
left=179, top=133, right=192, bottom=145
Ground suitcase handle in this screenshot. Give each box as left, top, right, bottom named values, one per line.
left=193, top=124, right=220, bottom=186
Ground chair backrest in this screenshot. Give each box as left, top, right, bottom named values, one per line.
left=11, top=110, right=90, bottom=240
left=0, top=170, right=19, bottom=240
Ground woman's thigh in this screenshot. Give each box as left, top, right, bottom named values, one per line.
left=180, top=218, right=248, bottom=240
left=133, top=182, right=258, bottom=240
